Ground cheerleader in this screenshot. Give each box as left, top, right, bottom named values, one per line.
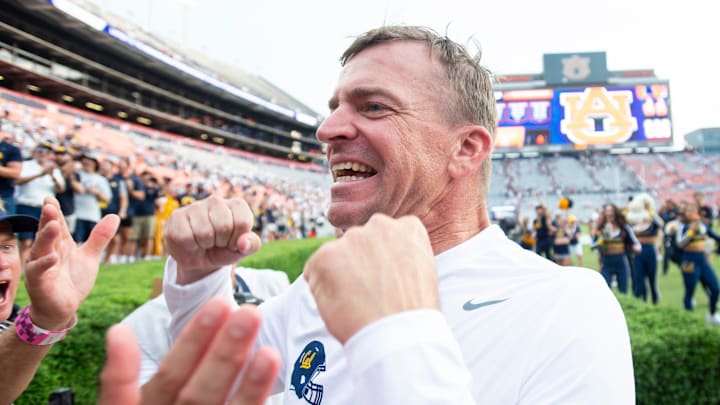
left=677, top=203, right=720, bottom=326
left=626, top=194, right=664, bottom=304
left=553, top=216, right=571, bottom=266
left=593, top=204, right=642, bottom=294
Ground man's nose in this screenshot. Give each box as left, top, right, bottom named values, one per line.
left=316, top=106, right=357, bottom=143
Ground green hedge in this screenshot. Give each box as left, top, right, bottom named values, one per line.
left=13, top=238, right=720, bottom=404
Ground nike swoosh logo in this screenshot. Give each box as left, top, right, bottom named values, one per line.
left=463, top=298, right=509, bottom=311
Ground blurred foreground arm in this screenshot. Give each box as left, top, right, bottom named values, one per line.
left=100, top=298, right=280, bottom=405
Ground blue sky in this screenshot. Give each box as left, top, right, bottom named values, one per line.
left=88, top=0, right=720, bottom=140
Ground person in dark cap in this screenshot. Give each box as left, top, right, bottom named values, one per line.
left=0, top=129, right=22, bottom=214
left=0, top=197, right=119, bottom=404
left=74, top=152, right=112, bottom=243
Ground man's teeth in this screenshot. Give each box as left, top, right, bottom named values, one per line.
left=331, top=161, right=377, bottom=182
left=332, top=162, right=374, bottom=173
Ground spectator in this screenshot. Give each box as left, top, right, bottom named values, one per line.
left=53, top=145, right=83, bottom=235
left=73, top=152, right=112, bottom=243
left=533, top=204, right=555, bottom=260
left=0, top=130, right=23, bottom=214
left=100, top=157, right=128, bottom=264
left=118, top=158, right=145, bottom=263
left=15, top=145, right=65, bottom=263
left=133, top=172, right=160, bottom=261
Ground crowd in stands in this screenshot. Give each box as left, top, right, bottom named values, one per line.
left=0, top=88, right=332, bottom=265
left=489, top=151, right=720, bottom=223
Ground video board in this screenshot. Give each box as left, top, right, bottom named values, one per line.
left=494, top=83, right=672, bottom=151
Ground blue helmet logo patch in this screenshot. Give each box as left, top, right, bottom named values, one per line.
left=290, top=340, right=326, bottom=405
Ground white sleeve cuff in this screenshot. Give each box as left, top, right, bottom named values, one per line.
left=163, top=257, right=236, bottom=341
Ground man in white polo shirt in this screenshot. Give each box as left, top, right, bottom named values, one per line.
left=100, top=25, right=634, bottom=405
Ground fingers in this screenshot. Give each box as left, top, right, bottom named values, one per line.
left=141, top=297, right=232, bottom=405
left=99, top=324, right=141, bottom=405
left=81, top=214, right=120, bottom=257
left=207, top=196, right=235, bottom=250
left=237, top=232, right=261, bottom=256
left=227, top=198, right=256, bottom=252
left=40, top=197, right=69, bottom=238
left=230, top=347, right=281, bottom=405
left=27, top=218, right=60, bottom=265
left=177, top=305, right=263, bottom=404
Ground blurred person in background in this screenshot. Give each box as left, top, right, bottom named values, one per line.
left=0, top=128, right=23, bottom=214
left=100, top=157, right=128, bottom=264
left=15, top=145, right=65, bottom=264
left=626, top=193, right=663, bottom=304
left=133, top=171, right=160, bottom=261
left=694, top=191, right=720, bottom=254
left=659, top=198, right=681, bottom=275
left=593, top=203, right=641, bottom=294
left=568, top=214, right=583, bottom=266
left=552, top=215, right=571, bottom=266
left=676, top=202, right=720, bottom=326
left=533, top=204, right=555, bottom=260
left=153, top=177, right=179, bottom=258
left=53, top=144, right=83, bottom=235
left=118, top=158, right=145, bottom=263
left=73, top=152, right=112, bottom=243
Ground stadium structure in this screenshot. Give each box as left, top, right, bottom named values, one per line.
left=0, top=1, right=717, bottom=226
left=488, top=51, right=719, bottom=223
left=0, top=0, right=326, bottom=169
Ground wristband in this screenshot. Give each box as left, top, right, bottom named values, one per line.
left=14, top=306, right=77, bottom=346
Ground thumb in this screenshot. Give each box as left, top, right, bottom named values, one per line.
left=81, top=214, right=120, bottom=256
left=99, top=324, right=141, bottom=405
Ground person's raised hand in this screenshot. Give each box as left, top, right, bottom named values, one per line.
left=304, top=214, right=440, bottom=344
left=24, top=197, right=119, bottom=330
left=164, top=196, right=260, bottom=285
left=99, top=298, right=280, bottom=405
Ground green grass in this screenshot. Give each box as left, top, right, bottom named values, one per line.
left=575, top=244, right=715, bottom=320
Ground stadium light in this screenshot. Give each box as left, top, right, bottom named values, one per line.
left=61, top=95, right=74, bottom=102
left=27, top=84, right=41, bottom=92
left=136, top=117, right=152, bottom=125
left=0, top=75, right=4, bottom=81
left=200, top=133, right=208, bottom=140
left=49, top=0, right=108, bottom=31
left=85, top=102, right=103, bottom=112
left=117, top=111, right=128, bottom=118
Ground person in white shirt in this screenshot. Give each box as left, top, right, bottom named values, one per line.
left=15, top=145, right=65, bottom=263
left=120, top=267, right=289, bottom=405
left=73, top=152, right=112, bottom=242
left=99, top=25, right=634, bottom=405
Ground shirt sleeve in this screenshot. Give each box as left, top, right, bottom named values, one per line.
left=344, top=310, right=476, bottom=404
left=162, top=258, right=236, bottom=341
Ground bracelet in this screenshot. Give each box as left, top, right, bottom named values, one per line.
left=14, top=306, right=77, bottom=346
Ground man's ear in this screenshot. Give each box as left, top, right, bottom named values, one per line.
left=447, top=125, right=493, bottom=179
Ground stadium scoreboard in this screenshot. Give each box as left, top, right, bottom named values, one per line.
left=494, top=52, right=673, bottom=153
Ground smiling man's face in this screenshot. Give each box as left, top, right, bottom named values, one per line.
left=0, top=222, right=21, bottom=321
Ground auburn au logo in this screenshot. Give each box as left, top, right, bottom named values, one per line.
left=560, top=87, right=638, bottom=145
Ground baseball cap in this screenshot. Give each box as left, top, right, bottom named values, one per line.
left=0, top=211, right=39, bottom=233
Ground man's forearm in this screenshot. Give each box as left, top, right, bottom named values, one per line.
left=0, top=326, right=53, bottom=404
